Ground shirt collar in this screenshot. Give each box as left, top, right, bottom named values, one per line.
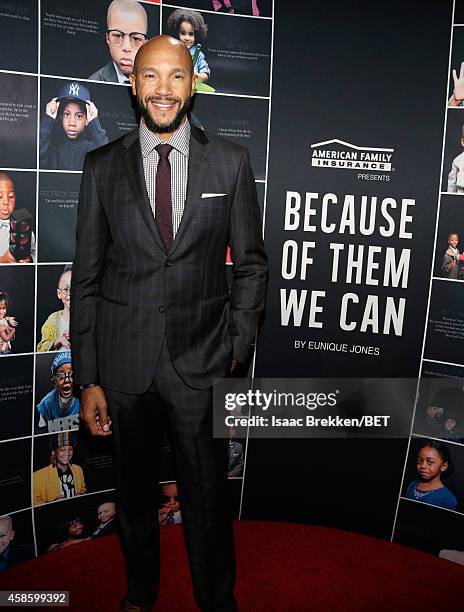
left=139, top=119, right=190, bottom=159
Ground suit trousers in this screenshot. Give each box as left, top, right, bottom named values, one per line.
left=104, top=338, right=237, bottom=611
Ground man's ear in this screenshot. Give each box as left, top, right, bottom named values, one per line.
left=130, top=73, right=137, bottom=97
left=191, top=73, right=197, bottom=96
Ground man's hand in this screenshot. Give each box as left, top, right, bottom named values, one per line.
left=80, top=385, right=112, bottom=436
left=450, top=62, right=464, bottom=106
left=45, top=97, right=60, bottom=119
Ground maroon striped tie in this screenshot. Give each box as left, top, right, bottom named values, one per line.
left=155, top=144, right=174, bottom=250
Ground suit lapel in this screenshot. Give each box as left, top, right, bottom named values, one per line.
left=104, top=61, right=118, bottom=82
left=169, top=126, right=210, bottom=256
left=123, top=131, right=166, bottom=254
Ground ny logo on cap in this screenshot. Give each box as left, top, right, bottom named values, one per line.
left=69, top=83, right=80, bottom=96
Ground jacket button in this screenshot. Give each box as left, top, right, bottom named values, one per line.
left=159, top=305, right=165, bottom=313
left=165, top=259, right=172, bottom=267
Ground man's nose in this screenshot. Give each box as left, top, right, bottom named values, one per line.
left=155, top=77, right=173, bottom=96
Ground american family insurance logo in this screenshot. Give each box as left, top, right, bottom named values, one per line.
left=311, top=139, right=394, bottom=171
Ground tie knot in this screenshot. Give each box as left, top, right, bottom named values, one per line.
left=155, top=144, right=173, bottom=159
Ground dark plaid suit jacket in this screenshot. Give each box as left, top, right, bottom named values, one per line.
left=70, top=124, right=268, bottom=393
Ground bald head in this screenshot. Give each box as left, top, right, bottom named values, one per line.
left=107, top=0, right=147, bottom=30
left=133, top=35, right=193, bottom=77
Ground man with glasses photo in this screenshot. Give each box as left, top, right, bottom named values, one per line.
left=36, top=351, right=80, bottom=433
left=88, top=0, right=148, bottom=84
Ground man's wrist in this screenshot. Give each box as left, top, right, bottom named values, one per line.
left=79, top=383, right=98, bottom=390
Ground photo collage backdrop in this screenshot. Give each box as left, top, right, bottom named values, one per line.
left=392, top=1, right=464, bottom=564
left=0, top=0, right=273, bottom=571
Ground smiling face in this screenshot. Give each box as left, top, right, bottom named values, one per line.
left=0, top=179, right=15, bottom=220
left=131, top=36, right=196, bottom=139
left=0, top=517, right=14, bottom=555
left=57, top=270, right=71, bottom=312
left=55, top=444, right=73, bottom=469
left=416, top=446, right=448, bottom=482
left=67, top=519, right=84, bottom=538
left=61, top=102, right=86, bottom=140
left=178, top=21, right=195, bottom=49
left=97, top=502, right=116, bottom=524
left=448, top=234, right=459, bottom=249
left=107, top=7, right=147, bottom=77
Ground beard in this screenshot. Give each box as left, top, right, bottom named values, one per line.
left=137, top=95, right=192, bottom=134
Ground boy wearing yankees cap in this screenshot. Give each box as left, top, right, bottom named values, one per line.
left=39, top=81, right=109, bottom=171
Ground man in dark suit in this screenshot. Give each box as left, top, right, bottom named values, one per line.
left=71, top=35, right=267, bottom=611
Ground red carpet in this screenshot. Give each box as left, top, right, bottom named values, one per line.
left=1, top=521, right=463, bottom=611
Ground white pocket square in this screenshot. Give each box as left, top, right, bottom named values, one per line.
left=201, top=193, right=227, bottom=198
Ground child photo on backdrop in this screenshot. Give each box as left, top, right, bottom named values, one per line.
left=33, top=432, right=86, bottom=506
left=405, top=439, right=458, bottom=511
left=0, top=290, right=17, bottom=355
left=442, top=412, right=461, bottom=444
left=167, top=8, right=210, bottom=83
left=158, top=483, right=182, bottom=526
left=441, top=232, right=464, bottom=279
left=37, top=265, right=72, bottom=353
left=39, top=82, right=108, bottom=172
left=88, top=0, right=148, bottom=83
left=0, top=515, right=34, bottom=572
left=36, top=351, right=80, bottom=433
left=423, top=404, right=444, bottom=438
left=447, top=124, right=464, bottom=193
left=0, top=173, right=35, bottom=263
